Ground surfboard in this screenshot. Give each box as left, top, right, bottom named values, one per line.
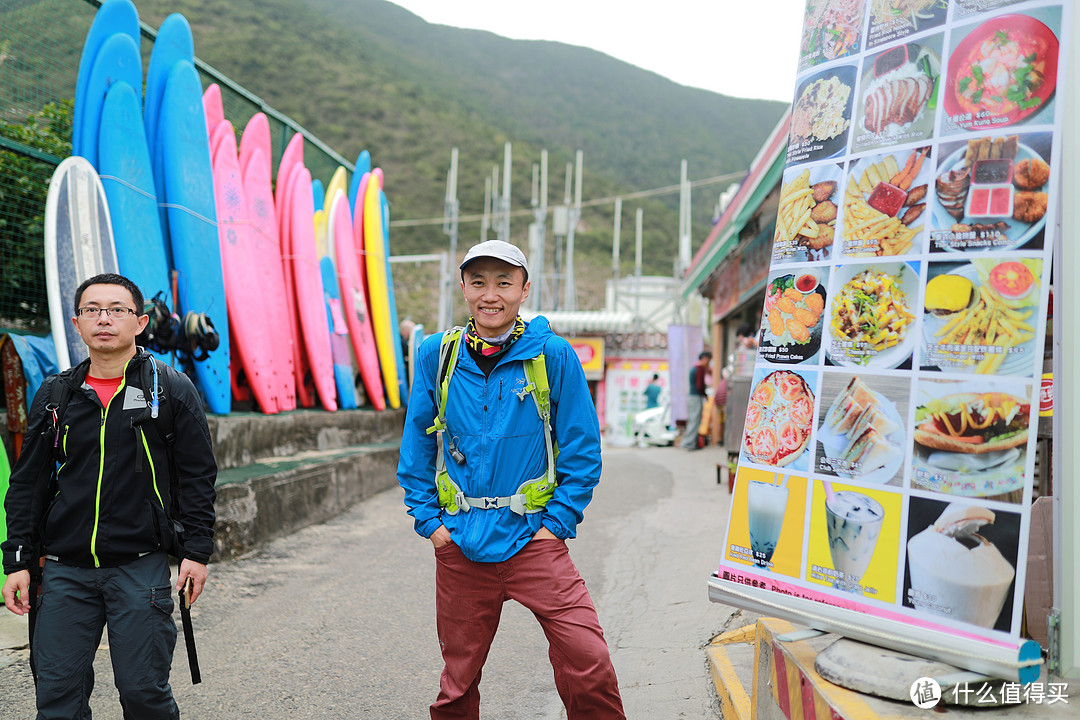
left=331, top=191, right=384, bottom=410
left=72, top=0, right=139, bottom=158
left=361, top=172, right=400, bottom=409
left=202, top=83, right=224, bottom=137
left=238, top=112, right=272, bottom=177
left=144, top=12, right=194, bottom=255
left=275, top=134, right=313, bottom=408
left=97, top=81, right=173, bottom=352
left=347, top=150, right=371, bottom=213
left=160, top=59, right=230, bottom=413
left=378, top=186, right=409, bottom=405
left=325, top=167, right=348, bottom=211
left=210, top=123, right=280, bottom=414
left=44, top=157, right=119, bottom=371
left=312, top=179, right=325, bottom=213
left=316, top=194, right=356, bottom=410
left=78, top=32, right=142, bottom=170
left=286, top=167, right=337, bottom=411
left=408, top=323, right=425, bottom=390
left=239, top=119, right=296, bottom=410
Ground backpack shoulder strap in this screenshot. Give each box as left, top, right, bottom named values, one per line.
left=427, top=327, right=465, bottom=436
left=141, top=357, right=176, bottom=445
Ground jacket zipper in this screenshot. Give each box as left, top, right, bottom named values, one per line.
left=90, top=362, right=129, bottom=567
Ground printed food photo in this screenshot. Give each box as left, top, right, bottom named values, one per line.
left=853, top=39, right=941, bottom=151
left=742, top=369, right=817, bottom=471
left=758, top=269, right=828, bottom=364
left=787, top=65, right=857, bottom=164
left=910, top=378, right=1031, bottom=503
left=825, top=261, right=919, bottom=368
left=920, top=258, right=1040, bottom=376
left=944, top=12, right=1060, bottom=132
left=816, top=374, right=907, bottom=485
left=842, top=146, right=931, bottom=257
left=772, top=164, right=843, bottom=263
left=931, top=133, right=1051, bottom=252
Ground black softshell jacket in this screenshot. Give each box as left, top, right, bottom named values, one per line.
left=2, top=351, right=217, bottom=572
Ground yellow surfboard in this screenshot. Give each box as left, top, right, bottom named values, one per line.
left=362, top=172, right=400, bottom=409
left=325, top=166, right=348, bottom=212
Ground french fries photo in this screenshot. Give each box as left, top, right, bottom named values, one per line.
left=773, top=168, right=839, bottom=262
left=932, top=286, right=1036, bottom=374
left=842, top=147, right=930, bottom=257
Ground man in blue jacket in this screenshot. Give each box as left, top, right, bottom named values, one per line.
left=398, top=240, right=625, bottom=719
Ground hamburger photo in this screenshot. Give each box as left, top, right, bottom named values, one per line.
left=914, top=392, right=1030, bottom=455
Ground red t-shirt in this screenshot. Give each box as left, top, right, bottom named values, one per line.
left=85, top=375, right=123, bottom=407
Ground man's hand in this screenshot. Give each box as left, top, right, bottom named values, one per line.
left=532, top=527, right=558, bottom=542
left=2, top=570, right=31, bottom=616
left=176, top=559, right=208, bottom=605
left=429, top=525, right=453, bottom=549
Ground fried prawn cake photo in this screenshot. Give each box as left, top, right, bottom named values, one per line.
left=1013, top=158, right=1050, bottom=191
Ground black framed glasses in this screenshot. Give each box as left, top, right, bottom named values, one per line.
left=76, top=307, right=138, bottom=319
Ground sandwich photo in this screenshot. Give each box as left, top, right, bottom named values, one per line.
left=818, top=376, right=905, bottom=482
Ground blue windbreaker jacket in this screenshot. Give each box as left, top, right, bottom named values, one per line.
left=397, top=316, right=602, bottom=563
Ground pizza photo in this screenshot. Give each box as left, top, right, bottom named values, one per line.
left=743, top=370, right=816, bottom=469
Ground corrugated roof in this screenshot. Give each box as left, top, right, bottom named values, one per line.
left=521, top=309, right=638, bottom=335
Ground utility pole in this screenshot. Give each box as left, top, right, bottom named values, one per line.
left=635, top=207, right=644, bottom=320
left=442, top=147, right=459, bottom=329
left=499, top=142, right=512, bottom=242
left=530, top=149, right=548, bottom=313
left=678, top=159, right=692, bottom=276
left=563, top=150, right=582, bottom=312
left=611, top=196, right=622, bottom=313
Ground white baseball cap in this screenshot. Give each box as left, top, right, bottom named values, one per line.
left=460, top=240, right=529, bottom=278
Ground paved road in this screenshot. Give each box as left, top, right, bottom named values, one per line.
left=0, top=444, right=741, bottom=719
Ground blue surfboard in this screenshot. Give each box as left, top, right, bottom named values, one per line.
left=144, top=13, right=195, bottom=260
left=348, top=150, right=371, bottom=215
left=98, top=81, right=173, bottom=352
left=320, top=255, right=358, bottom=410
left=78, top=32, right=142, bottom=169
left=160, top=59, right=230, bottom=413
left=312, top=179, right=325, bottom=213
left=72, top=0, right=139, bottom=157
left=380, top=191, right=408, bottom=405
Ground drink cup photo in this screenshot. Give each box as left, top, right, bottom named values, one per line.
left=747, top=481, right=790, bottom=569
left=825, top=490, right=884, bottom=589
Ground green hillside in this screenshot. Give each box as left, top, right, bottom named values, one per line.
left=5, top=0, right=786, bottom=326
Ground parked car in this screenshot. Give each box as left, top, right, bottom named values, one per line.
left=632, top=404, right=677, bottom=447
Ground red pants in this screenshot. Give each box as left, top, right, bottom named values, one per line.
left=432, top=538, right=625, bottom=720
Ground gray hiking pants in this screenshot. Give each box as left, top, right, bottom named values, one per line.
left=32, top=551, right=179, bottom=720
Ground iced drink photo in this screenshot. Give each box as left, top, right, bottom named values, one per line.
left=825, top=490, right=884, bottom=587
left=747, top=481, right=790, bottom=569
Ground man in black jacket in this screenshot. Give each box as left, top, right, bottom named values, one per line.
left=2, top=273, right=217, bottom=719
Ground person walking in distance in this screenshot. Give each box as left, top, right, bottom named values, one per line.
left=397, top=240, right=625, bottom=720
left=680, top=350, right=712, bottom=450
left=643, top=373, right=662, bottom=409
left=2, top=273, right=217, bottom=719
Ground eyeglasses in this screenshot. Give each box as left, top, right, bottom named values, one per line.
left=76, top=307, right=138, bottom=319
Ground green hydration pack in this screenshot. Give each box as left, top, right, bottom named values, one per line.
left=425, top=327, right=557, bottom=515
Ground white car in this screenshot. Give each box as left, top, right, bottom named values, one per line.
left=632, top=405, right=677, bottom=447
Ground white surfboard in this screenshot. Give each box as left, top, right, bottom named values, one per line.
left=44, top=157, right=119, bottom=371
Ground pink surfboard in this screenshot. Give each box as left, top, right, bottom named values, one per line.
left=241, top=144, right=297, bottom=410
left=240, top=112, right=296, bottom=409
left=275, top=135, right=315, bottom=408
left=286, top=166, right=337, bottom=411
left=328, top=191, right=385, bottom=410
left=202, top=83, right=224, bottom=137
left=210, top=124, right=279, bottom=413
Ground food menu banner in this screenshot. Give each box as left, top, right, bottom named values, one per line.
left=711, top=0, right=1069, bottom=681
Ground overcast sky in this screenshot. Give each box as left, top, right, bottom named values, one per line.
left=386, top=0, right=807, bottom=103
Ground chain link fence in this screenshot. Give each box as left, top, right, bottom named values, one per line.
left=0, top=0, right=352, bottom=334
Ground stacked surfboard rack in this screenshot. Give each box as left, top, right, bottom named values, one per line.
left=45, top=0, right=411, bottom=415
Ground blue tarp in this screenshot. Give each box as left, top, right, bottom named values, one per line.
left=6, top=332, right=59, bottom=404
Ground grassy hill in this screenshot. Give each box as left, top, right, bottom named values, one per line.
left=9, top=0, right=787, bottom=326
